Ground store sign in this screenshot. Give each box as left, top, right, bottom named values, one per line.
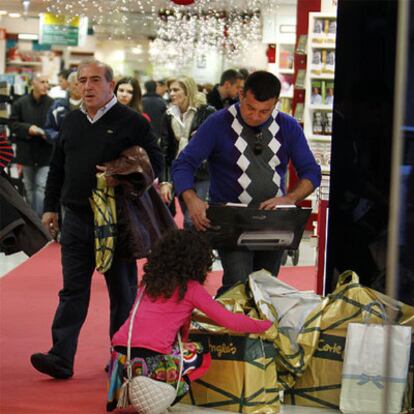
left=39, top=13, right=82, bottom=46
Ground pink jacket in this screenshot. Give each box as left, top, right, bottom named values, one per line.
left=112, top=280, right=272, bottom=354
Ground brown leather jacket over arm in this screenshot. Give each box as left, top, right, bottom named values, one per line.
left=103, top=146, right=155, bottom=199
left=103, top=145, right=176, bottom=260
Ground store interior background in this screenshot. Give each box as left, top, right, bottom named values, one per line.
left=1, top=0, right=413, bottom=301
left=1, top=1, right=414, bottom=413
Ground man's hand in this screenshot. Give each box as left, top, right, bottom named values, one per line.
left=28, top=125, right=46, bottom=138
left=160, top=182, right=173, bottom=204
left=259, top=179, right=315, bottom=210
left=259, top=195, right=296, bottom=210
left=182, top=190, right=210, bottom=231
left=96, top=165, right=121, bottom=187
left=42, top=212, right=59, bottom=239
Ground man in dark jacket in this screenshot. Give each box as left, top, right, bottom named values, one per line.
left=30, top=59, right=162, bottom=380
left=10, top=74, right=54, bottom=215
left=206, top=69, right=244, bottom=110
left=142, top=80, right=167, bottom=140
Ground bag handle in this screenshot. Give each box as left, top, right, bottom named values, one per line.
left=335, top=270, right=360, bottom=289
left=125, top=285, right=183, bottom=394
left=362, top=301, right=388, bottom=324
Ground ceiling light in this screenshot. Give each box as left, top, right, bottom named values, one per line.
left=9, top=13, right=22, bottom=18
left=0, top=10, right=8, bottom=15
left=18, top=33, right=39, bottom=40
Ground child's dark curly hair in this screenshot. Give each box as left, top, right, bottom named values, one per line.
left=142, top=229, right=213, bottom=300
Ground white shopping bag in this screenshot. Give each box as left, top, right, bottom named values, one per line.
left=340, top=320, right=411, bottom=414
left=249, top=269, right=321, bottom=347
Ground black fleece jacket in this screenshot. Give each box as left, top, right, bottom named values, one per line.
left=44, top=103, right=162, bottom=213
left=10, top=93, right=54, bottom=166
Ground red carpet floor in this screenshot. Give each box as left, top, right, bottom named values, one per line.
left=0, top=242, right=316, bottom=414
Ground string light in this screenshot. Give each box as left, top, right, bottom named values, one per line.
left=43, top=0, right=266, bottom=64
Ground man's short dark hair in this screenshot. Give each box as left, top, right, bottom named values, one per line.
left=58, top=69, right=71, bottom=80
left=219, top=69, right=243, bottom=86
left=145, top=80, right=157, bottom=93
left=243, top=71, right=281, bottom=101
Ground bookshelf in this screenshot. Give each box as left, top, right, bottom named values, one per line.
left=304, top=12, right=337, bottom=178
left=274, top=42, right=295, bottom=115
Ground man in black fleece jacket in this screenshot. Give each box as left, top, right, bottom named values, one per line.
left=30, top=59, right=162, bottom=379
left=10, top=74, right=54, bottom=215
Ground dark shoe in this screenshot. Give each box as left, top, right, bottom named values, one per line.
left=30, top=352, right=73, bottom=379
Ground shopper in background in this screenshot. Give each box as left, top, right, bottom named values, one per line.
left=206, top=69, right=244, bottom=110
left=9, top=73, right=54, bottom=216
left=172, top=71, right=321, bottom=295
left=142, top=80, right=167, bottom=140
left=107, top=228, right=273, bottom=411
left=156, top=79, right=169, bottom=102
left=44, top=71, right=82, bottom=142
left=49, top=69, right=71, bottom=99
left=30, top=59, right=162, bottom=380
left=160, top=76, right=215, bottom=224
left=114, top=76, right=150, bottom=122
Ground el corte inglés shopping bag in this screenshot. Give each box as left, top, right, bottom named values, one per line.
left=284, top=270, right=414, bottom=411
left=181, top=281, right=280, bottom=413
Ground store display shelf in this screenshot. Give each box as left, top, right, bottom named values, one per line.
left=309, top=103, right=333, bottom=111
left=310, top=42, right=336, bottom=49
left=308, top=134, right=331, bottom=141
left=310, top=73, right=335, bottom=80
left=7, top=60, right=42, bottom=67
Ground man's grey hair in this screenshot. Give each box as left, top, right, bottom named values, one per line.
left=67, top=71, right=78, bottom=84
left=77, top=58, right=114, bottom=82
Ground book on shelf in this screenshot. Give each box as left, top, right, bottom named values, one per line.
left=312, top=17, right=336, bottom=43
left=278, top=44, right=294, bottom=70
left=325, top=81, right=334, bottom=105
left=324, top=50, right=335, bottom=73
left=296, top=35, right=308, bottom=55
left=294, top=103, right=304, bottom=123
left=311, top=80, right=323, bottom=105
left=311, top=50, right=322, bottom=75
left=312, top=111, right=324, bottom=135
left=295, top=69, right=306, bottom=89
left=278, top=97, right=292, bottom=115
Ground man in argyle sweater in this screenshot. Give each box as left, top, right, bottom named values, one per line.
left=172, top=71, right=321, bottom=295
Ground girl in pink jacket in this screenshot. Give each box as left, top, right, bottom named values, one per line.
left=107, top=229, right=272, bottom=411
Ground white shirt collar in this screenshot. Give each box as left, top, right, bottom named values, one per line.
left=80, top=95, right=117, bottom=124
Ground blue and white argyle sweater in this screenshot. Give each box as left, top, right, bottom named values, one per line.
left=172, top=103, right=321, bottom=207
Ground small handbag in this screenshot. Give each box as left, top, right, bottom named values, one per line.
left=117, top=287, right=183, bottom=414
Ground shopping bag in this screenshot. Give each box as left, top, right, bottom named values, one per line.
left=182, top=281, right=280, bottom=413
left=284, top=270, right=414, bottom=410
left=182, top=333, right=280, bottom=413
left=340, top=318, right=411, bottom=414
left=249, top=270, right=322, bottom=388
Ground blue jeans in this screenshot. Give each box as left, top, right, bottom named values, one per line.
left=216, top=249, right=284, bottom=296
left=22, top=165, right=49, bottom=215
left=179, top=179, right=209, bottom=229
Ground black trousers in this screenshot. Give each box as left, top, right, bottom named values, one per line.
left=49, top=209, right=137, bottom=366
